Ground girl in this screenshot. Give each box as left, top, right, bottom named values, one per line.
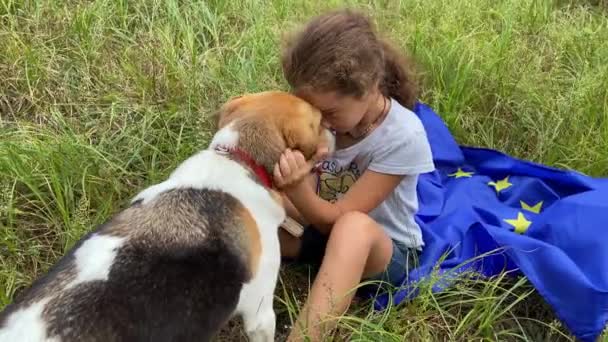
left=273, top=9, right=435, bottom=341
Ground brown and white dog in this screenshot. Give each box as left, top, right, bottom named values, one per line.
left=0, top=91, right=335, bottom=342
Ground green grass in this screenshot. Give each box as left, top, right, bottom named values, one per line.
left=1, top=0, right=607, bottom=340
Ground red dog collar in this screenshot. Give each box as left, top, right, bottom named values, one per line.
left=214, top=145, right=273, bottom=188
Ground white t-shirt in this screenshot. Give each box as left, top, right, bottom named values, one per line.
left=315, top=98, right=435, bottom=249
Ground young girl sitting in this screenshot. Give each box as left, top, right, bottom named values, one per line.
left=273, top=9, right=435, bottom=341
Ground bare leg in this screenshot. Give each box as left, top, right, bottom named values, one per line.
left=279, top=227, right=302, bottom=258
left=286, top=212, right=393, bottom=341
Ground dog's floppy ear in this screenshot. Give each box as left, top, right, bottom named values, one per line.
left=282, top=114, right=321, bottom=160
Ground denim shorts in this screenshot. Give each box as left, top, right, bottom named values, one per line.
left=293, top=225, right=419, bottom=289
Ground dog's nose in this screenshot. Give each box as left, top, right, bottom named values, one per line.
left=321, top=118, right=332, bottom=129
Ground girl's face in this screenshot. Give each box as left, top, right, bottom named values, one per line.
left=294, top=88, right=377, bottom=135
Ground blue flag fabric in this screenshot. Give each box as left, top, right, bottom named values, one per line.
left=368, top=103, right=608, bottom=342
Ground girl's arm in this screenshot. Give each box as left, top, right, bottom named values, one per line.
left=284, top=169, right=403, bottom=234
left=275, top=149, right=404, bottom=234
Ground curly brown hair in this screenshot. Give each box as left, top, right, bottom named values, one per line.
left=281, top=9, right=419, bottom=110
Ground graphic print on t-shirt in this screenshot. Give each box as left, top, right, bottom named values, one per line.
left=317, top=159, right=362, bottom=203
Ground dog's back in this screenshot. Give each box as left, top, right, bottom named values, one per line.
left=0, top=187, right=256, bottom=342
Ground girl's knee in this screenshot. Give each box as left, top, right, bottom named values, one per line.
left=279, top=228, right=302, bottom=258
left=336, top=210, right=374, bottom=226
left=333, top=211, right=375, bottom=234
left=328, top=211, right=377, bottom=250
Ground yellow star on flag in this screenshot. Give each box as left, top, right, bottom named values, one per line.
left=488, top=176, right=513, bottom=193
left=448, top=168, right=474, bottom=178
left=504, top=212, right=532, bottom=234
left=520, top=200, right=543, bottom=214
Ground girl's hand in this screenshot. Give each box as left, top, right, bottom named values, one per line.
left=273, top=147, right=328, bottom=191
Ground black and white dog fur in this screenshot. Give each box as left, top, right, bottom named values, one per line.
left=0, top=91, right=335, bottom=342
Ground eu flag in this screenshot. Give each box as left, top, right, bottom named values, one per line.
left=369, top=103, right=608, bottom=342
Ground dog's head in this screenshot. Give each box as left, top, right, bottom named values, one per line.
left=210, top=91, right=335, bottom=174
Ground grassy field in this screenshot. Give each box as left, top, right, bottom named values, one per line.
left=1, top=0, right=607, bottom=340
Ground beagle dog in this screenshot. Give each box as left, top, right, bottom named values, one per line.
left=0, top=91, right=335, bottom=342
